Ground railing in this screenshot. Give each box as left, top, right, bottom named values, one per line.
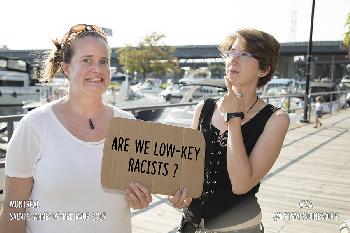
left=0, top=90, right=348, bottom=194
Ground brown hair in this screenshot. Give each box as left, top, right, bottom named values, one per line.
left=315, top=96, right=324, bottom=102
left=41, top=24, right=108, bottom=82
left=219, top=28, right=280, bottom=88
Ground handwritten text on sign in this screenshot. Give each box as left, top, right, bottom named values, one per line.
left=101, top=117, right=205, bottom=198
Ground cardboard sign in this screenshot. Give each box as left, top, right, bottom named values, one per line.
left=101, top=117, right=205, bottom=198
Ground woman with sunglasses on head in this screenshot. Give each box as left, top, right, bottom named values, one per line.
left=0, top=24, right=151, bottom=233
left=169, top=29, right=290, bottom=232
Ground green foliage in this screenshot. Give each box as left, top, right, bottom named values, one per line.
left=343, top=13, right=350, bottom=52
left=160, top=82, right=168, bottom=89
left=117, top=32, right=179, bottom=80
left=208, top=63, right=225, bottom=79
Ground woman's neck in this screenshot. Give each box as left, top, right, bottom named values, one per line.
left=235, top=85, right=259, bottom=113
left=64, top=92, right=105, bottom=118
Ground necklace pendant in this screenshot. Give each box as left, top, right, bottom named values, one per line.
left=88, top=118, right=95, bottom=130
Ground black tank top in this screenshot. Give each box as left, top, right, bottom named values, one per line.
left=186, top=98, right=279, bottom=226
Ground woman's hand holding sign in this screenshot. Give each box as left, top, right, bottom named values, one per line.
left=125, top=182, right=152, bottom=209
left=168, top=187, right=192, bottom=209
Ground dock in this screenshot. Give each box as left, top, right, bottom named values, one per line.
left=1, top=109, right=350, bottom=232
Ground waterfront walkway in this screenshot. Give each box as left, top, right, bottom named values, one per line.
left=1, top=109, right=349, bottom=232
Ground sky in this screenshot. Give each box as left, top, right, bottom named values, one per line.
left=1, top=0, right=349, bottom=50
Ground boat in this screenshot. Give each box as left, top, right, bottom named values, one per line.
left=161, top=68, right=224, bottom=103
left=178, top=68, right=212, bottom=84
left=340, top=75, right=350, bottom=88
left=22, top=77, right=69, bottom=112
left=103, top=78, right=166, bottom=121
left=261, top=78, right=303, bottom=111
left=130, top=78, right=163, bottom=95
left=156, top=79, right=307, bottom=128
left=157, top=79, right=227, bottom=127
left=0, top=57, right=41, bottom=105
left=297, top=81, right=347, bottom=113
left=261, top=78, right=296, bottom=96
left=339, top=75, right=350, bottom=106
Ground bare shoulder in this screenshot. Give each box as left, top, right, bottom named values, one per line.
left=273, top=109, right=290, bottom=121
left=195, top=100, right=205, bottom=113
left=267, top=109, right=290, bottom=130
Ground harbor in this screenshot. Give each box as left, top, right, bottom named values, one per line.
left=1, top=35, right=350, bottom=233
left=1, top=59, right=350, bottom=233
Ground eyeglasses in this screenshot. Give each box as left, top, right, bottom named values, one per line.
left=221, top=49, right=257, bottom=62
left=63, top=24, right=107, bottom=44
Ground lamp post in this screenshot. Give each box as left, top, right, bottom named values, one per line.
left=301, top=0, right=316, bottom=123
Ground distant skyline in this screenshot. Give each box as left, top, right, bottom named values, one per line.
left=2, top=0, right=349, bottom=50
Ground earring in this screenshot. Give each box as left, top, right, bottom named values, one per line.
left=260, top=73, right=264, bottom=77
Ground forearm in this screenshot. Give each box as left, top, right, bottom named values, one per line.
left=226, top=119, right=253, bottom=194
left=0, top=176, right=33, bottom=233
left=0, top=204, right=27, bottom=233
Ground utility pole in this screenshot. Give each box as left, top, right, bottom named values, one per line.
left=301, top=0, right=315, bottom=123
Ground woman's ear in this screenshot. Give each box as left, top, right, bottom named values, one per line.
left=61, top=63, right=70, bottom=78
left=259, top=66, right=271, bottom=78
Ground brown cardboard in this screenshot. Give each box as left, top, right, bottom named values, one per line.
left=101, top=117, right=205, bottom=198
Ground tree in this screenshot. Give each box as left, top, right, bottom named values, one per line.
left=0, top=45, right=9, bottom=50
left=343, top=13, right=350, bottom=55
left=117, top=32, right=179, bottom=81
left=208, top=63, right=225, bottom=79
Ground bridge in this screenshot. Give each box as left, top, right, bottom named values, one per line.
left=0, top=41, right=349, bottom=81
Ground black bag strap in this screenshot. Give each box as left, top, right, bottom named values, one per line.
left=197, top=98, right=218, bottom=131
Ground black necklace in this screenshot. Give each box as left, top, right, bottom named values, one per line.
left=88, top=119, right=95, bottom=130
left=68, top=104, right=103, bottom=130
left=243, top=96, right=259, bottom=119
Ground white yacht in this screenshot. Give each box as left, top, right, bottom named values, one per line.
left=261, top=78, right=303, bottom=111
left=162, top=69, right=224, bottom=103
left=178, top=68, right=212, bottom=84
left=103, top=78, right=166, bottom=121
left=0, top=57, right=41, bottom=105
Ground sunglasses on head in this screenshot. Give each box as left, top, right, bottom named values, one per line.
left=68, top=24, right=105, bottom=34
left=63, top=24, right=107, bottom=43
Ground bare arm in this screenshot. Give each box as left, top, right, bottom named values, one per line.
left=226, top=110, right=290, bottom=194
left=0, top=176, right=33, bottom=233
left=191, top=101, right=204, bottom=130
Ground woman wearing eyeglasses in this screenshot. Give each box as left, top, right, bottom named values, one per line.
left=0, top=24, right=151, bottom=233
left=169, top=29, right=290, bottom=232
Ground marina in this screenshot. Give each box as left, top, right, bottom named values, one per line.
left=1, top=60, right=350, bottom=233
left=1, top=0, right=350, bottom=231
